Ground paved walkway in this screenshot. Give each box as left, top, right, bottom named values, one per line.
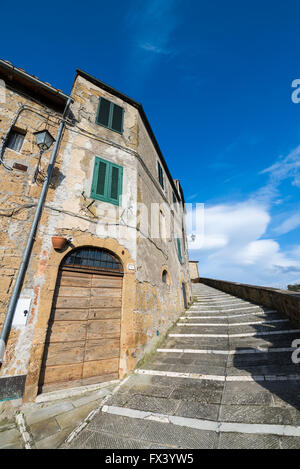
left=0, top=381, right=116, bottom=449
left=64, top=283, right=300, bottom=449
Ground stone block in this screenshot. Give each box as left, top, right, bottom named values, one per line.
left=29, top=417, right=60, bottom=442
left=55, top=401, right=97, bottom=430
left=23, top=401, right=74, bottom=425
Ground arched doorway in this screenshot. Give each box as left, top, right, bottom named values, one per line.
left=39, top=247, right=123, bottom=393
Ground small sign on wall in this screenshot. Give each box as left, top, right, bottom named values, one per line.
left=12, top=298, right=31, bottom=327
left=127, top=264, right=135, bottom=271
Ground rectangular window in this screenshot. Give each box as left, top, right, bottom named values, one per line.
left=160, top=210, right=167, bottom=241
left=91, top=156, right=123, bottom=206
left=96, top=97, right=124, bottom=134
left=157, top=161, right=164, bottom=189
left=6, top=129, right=25, bottom=152
left=172, top=191, right=177, bottom=210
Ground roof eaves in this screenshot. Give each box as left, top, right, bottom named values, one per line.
left=0, top=59, right=70, bottom=103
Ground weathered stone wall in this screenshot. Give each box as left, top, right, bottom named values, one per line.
left=198, top=277, right=300, bottom=326
left=0, top=84, right=64, bottom=387
left=135, top=113, right=191, bottom=361
left=189, top=261, right=199, bottom=280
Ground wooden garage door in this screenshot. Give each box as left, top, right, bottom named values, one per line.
left=39, top=248, right=123, bottom=393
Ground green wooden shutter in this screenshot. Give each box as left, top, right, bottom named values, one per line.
left=158, top=161, right=164, bottom=189
left=91, top=158, right=108, bottom=199
left=96, top=98, right=124, bottom=134
left=177, top=238, right=182, bottom=264
left=108, top=164, right=123, bottom=204
left=111, top=104, right=124, bottom=133
left=173, top=191, right=177, bottom=210
left=96, top=98, right=110, bottom=127
left=91, top=157, right=123, bottom=206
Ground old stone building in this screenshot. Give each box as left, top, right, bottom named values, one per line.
left=0, top=60, right=191, bottom=403
left=189, top=261, right=200, bottom=281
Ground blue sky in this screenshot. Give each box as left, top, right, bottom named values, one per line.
left=2, top=0, right=300, bottom=288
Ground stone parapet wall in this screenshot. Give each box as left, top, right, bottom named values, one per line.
left=197, top=277, right=300, bottom=326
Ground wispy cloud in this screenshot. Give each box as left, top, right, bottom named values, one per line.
left=186, top=192, right=199, bottom=201
left=254, top=144, right=300, bottom=205
left=139, top=43, right=171, bottom=55
left=124, top=0, right=181, bottom=78
left=274, top=212, right=300, bottom=235
left=260, top=145, right=300, bottom=187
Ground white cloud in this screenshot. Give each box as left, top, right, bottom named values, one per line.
left=188, top=201, right=300, bottom=288
left=188, top=202, right=270, bottom=250
left=237, top=239, right=280, bottom=265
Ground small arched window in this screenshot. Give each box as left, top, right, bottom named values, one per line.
left=162, top=269, right=168, bottom=284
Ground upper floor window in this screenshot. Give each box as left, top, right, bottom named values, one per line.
left=96, top=97, right=124, bottom=134
left=6, top=128, right=26, bottom=152
left=157, top=161, right=164, bottom=189
left=172, top=191, right=177, bottom=210
left=182, top=225, right=186, bottom=252
left=176, top=238, right=183, bottom=264
left=160, top=210, right=167, bottom=241
left=91, top=156, right=123, bottom=206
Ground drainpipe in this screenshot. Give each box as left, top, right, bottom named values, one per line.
left=0, top=96, right=72, bottom=364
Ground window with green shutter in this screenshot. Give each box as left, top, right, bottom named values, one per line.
left=176, top=238, right=183, bottom=264
left=91, top=157, right=123, bottom=206
left=96, top=97, right=124, bottom=134
left=172, top=191, right=177, bottom=210
left=157, top=161, right=164, bottom=189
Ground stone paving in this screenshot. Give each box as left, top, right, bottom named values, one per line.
left=0, top=381, right=116, bottom=449
left=64, top=283, right=300, bottom=449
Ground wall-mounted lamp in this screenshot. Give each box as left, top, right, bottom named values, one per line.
left=34, top=129, right=55, bottom=152
left=32, top=129, right=55, bottom=183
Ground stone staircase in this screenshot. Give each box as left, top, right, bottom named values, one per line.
left=64, top=283, right=300, bottom=449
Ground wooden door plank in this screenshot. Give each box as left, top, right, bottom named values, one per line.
left=54, top=297, right=90, bottom=309
left=84, top=338, right=120, bottom=361
left=90, top=297, right=121, bottom=308
left=58, top=286, right=91, bottom=297
left=52, top=308, right=89, bottom=321
left=60, top=276, right=92, bottom=288
left=47, top=321, right=87, bottom=342
left=88, top=308, right=121, bottom=320
left=60, top=270, right=93, bottom=278
left=87, top=319, right=120, bottom=339
left=43, top=342, right=85, bottom=366
left=82, top=358, right=119, bottom=379
left=91, top=287, right=122, bottom=297
left=92, top=276, right=122, bottom=288
left=42, top=363, right=83, bottom=385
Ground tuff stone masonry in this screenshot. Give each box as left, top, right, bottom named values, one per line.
left=0, top=60, right=191, bottom=403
